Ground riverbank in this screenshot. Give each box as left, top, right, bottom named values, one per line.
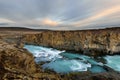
left=0, top=27, right=120, bottom=80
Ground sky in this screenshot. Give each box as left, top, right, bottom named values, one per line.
left=0, top=0, right=120, bottom=30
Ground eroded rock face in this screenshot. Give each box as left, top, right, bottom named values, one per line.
left=0, top=40, right=61, bottom=80
left=0, top=27, right=120, bottom=80
left=0, top=42, right=34, bottom=79
left=0, top=40, right=36, bottom=79
left=24, top=28, right=120, bottom=56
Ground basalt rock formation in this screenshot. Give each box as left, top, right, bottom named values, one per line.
left=23, top=27, right=120, bottom=56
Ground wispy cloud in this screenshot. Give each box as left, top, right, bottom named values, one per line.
left=0, top=0, right=120, bottom=30
left=0, top=18, right=14, bottom=23
left=72, top=5, right=120, bottom=27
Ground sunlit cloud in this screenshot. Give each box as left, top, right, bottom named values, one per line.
left=73, top=5, right=120, bottom=27
left=24, top=18, right=61, bottom=27
left=40, top=18, right=60, bottom=26
left=0, top=0, right=120, bottom=30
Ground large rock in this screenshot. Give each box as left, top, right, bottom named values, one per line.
left=0, top=41, right=61, bottom=80
left=0, top=40, right=36, bottom=79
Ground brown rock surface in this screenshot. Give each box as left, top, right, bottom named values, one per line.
left=0, top=27, right=120, bottom=80
left=0, top=31, right=61, bottom=80
left=62, top=72, right=120, bottom=80
left=23, top=27, right=120, bottom=56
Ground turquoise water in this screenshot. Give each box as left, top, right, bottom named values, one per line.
left=24, top=45, right=120, bottom=73
left=104, top=55, right=120, bottom=71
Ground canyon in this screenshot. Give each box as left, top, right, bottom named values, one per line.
left=24, top=27, right=120, bottom=57
left=0, top=27, right=120, bottom=80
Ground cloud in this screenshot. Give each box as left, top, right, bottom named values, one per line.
left=40, top=18, right=60, bottom=26
left=23, top=18, right=61, bottom=27
left=73, top=5, right=120, bottom=27
left=0, top=18, right=14, bottom=23
left=0, top=0, right=120, bottom=30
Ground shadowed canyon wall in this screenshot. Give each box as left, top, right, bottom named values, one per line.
left=23, top=28, right=120, bottom=56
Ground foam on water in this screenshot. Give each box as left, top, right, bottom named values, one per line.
left=24, top=45, right=65, bottom=62
left=42, top=59, right=91, bottom=73
left=24, top=44, right=107, bottom=73
left=104, top=55, right=120, bottom=71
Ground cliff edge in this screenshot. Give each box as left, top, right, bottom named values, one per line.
left=24, top=27, right=120, bottom=56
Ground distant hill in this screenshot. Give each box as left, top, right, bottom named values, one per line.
left=0, top=27, right=50, bottom=31
left=0, top=27, right=120, bottom=31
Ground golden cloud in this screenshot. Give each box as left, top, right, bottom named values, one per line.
left=41, top=18, right=59, bottom=26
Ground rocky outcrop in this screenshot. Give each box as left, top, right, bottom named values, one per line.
left=0, top=40, right=61, bottom=80
left=62, top=72, right=120, bottom=80
left=0, top=48, right=35, bottom=79
left=23, top=27, right=120, bottom=56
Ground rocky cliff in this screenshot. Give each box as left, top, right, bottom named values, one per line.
left=0, top=33, right=61, bottom=80
left=23, top=27, right=120, bottom=56
left=0, top=27, right=120, bottom=80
